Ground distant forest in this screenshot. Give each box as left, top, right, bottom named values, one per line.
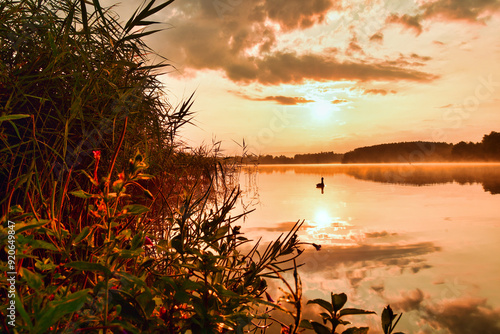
left=257, top=151, right=343, bottom=164
left=253, top=131, right=500, bottom=164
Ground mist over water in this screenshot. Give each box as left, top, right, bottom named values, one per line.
left=238, top=163, right=500, bottom=333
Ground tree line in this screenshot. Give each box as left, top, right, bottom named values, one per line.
left=257, top=151, right=343, bottom=164
left=254, top=131, right=500, bottom=164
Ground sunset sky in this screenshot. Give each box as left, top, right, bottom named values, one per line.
left=112, top=0, right=500, bottom=155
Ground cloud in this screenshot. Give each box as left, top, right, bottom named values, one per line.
left=226, top=52, right=436, bottom=85
left=379, top=287, right=500, bottom=333
left=260, top=95, right=315, bottom=105
left=152, top=0, right=437, bottom=86
left=386, top=0, right=500, bottom=36
left=386, top=288, right=427, bottom=312
left=363, top=88, right=396, bottom=95
left=249, top=220, right=314, bottom=232
left=299, top=242, right=440, bottom=266
left=347, top=40, right=364, bottom=55
left=386, top=13, right=423, bottom=35
left=346, top=34, right=364, bottom=55
left=422, top=298, right=500, bottom=333
left=263, top=0, right=340, bottom=31
left=369, top=32, right=384, bottom=43
left=410, top=53, right=432, bottom=62
left=437, top=103, right=454, bottom=109
left=332, top=99, right=348, bottom=104
left=365, top=230, right=398, bottom=238
left=381, top=53, right=432, bottom=68
left=421, top=0, right=500, bottom=23
left=229, top=91, right=315, bottom=105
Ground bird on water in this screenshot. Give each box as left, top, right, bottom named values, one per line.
left=316, top=177, right=324, bottom=188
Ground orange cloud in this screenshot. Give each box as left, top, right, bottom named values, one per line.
left=421, top=0, right=500, bottom=22
left=226, top=52, right=436, bottom=85
left=363, top=88, right=397, bottom=95
left=422, top=298, right=500, bottom=333
left=264, top=0, right=340, bottom=31
left=386, top=13, right=423, bottom=35
left=387, top=0, right=500, bottom=35
left=369, top=32, right=384, bottom=43
left=156, top=0, right=437, bottom=86
left=259, top=95, right=315, bottom=105
left=230, top=91, right=315, bottom=105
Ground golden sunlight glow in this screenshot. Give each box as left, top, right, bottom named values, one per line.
left=314, top=209, right=332, bottom=229
left=305, top=208, right=352, bottom=244
left=310, top=100, right=336, bottom=121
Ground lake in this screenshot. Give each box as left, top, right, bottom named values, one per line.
left=237, top=163, right=500, bottom=333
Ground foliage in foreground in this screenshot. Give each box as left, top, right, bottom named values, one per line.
left=1, top=0, right=406, bottom=333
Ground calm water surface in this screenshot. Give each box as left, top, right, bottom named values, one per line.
left=237, top=163, right=500, bottom=333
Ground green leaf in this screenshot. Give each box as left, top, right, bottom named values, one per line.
left=73, top=226, right=91, bottom=245
left=21, top=267, right=43, bottom=290
left=66, top=261, right=112, bottom=277
left=69, top=190, right=95, bottom=199
left=123, top=204, right=149, bottom=215
left=311, top=321, right=331, bottom=334
left=0, top=114, right=30, bottom=122
left=214, top=225, right=230, bottom=239
left=332, top=292, right=348, bottom=313
left=35, top=290, right=90, bottom=334
left=307, top=298, right=334, bottom=314
left=80, top=170, right=99, bottom=187
left=15, top=220, right=50, bottom=233
left=35, top=260, right=57, bottom=272
left=339, top=308, right=376, bottom=318
left=109, top=289, right=147, bottom=328
left=28, top=239, right=58, bottom=251
left=131, top=233, right=143, bottom=250
left=117, top=248, right=144, bottom=258
left=14, top=293, right=33, bottom=331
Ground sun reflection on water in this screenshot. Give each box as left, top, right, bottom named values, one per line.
left=303, top=208, right=354, bottom=245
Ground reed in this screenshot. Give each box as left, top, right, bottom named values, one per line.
left=0, top=0, right=404, bottom=333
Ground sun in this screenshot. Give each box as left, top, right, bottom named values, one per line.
left=310, top=100, right=335, bottom=120
left=314, top=209, right=332, bottom=229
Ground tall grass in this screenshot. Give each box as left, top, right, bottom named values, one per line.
left=0, top=0, right=302, bottom=332
left=0, top=0, right=405, bottom=333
